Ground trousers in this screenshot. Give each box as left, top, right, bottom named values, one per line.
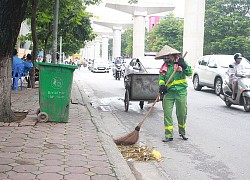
left=163, top=89, right=187, bottom=138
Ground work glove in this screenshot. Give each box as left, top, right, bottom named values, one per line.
left=159, top=85, right=167, bottom=95
left=174, top=58, right=187, bottom=69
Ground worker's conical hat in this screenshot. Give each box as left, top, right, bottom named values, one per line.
left=155, top=45, right=181, bottom=59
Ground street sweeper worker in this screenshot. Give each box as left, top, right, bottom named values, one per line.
left=157, top=48, right=192, bottom=142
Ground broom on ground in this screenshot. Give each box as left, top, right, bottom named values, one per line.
left=114, top=51, right=188, bottom=146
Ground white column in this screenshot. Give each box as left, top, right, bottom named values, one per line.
left=112, top=26, right=122, bottom=59
left=133, top=11, right=147, bottom=58
left=183, top=0, right=205, bottom=67
left=102, top=35, right=109, bottom=60
left=87, top=43, right=95, bottom=60
left=86, top=45, right=91, bottom=60
left=94, top=40, right=101, bottom=59
left=90, top=44, right=95, bottom=60
left=80, top=48, right=85, bottom=60
left=84, top=47, right=88, bottom=59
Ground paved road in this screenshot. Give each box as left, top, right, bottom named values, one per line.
left=75, top=67, right=250, bottom=180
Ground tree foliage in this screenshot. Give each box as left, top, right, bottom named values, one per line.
left=121, top=28, right=133, bottom=58
left=204, top=0, right=250, bottom=56
left=145, top=14, right=184, bottom=53
left=24, top=0, right=99, bottom=57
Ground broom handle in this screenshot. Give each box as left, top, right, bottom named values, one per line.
left=137, top=51, right=188, bottom=128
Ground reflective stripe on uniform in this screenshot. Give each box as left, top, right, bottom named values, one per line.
left=165, top=125, right=173, bottom=130
left=159, top=80, right=165, bottom=86
left=167, top=79, right=187, bottom=87
left=178, top=124, right=186, bottom=128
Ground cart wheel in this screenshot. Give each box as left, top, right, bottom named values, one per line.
left=124, top=89, right=129, bottom=112
left=139, top=101, right=144, bottom=109
left=36, top=108, right=40, bottom=115
left=37, top=112, right=49, bottom=122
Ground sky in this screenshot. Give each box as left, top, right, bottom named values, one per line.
left=87, top=0, right=185, bottom=31
left=87, top=0, right=185, bottom=33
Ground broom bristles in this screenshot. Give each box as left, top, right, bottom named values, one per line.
left=114, top=128, right=140, bottom=146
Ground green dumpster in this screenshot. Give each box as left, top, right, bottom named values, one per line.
left=36, top=62, right=77, bottom=122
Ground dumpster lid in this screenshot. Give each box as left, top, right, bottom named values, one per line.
left=35, top=62, right=78, bottom=70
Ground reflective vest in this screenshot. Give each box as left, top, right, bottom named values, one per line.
left=158, top=61, right=192, bottom=92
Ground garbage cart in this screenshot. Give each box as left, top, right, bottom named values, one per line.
left=36, top=62, right=77, bottom=122
left=124, top=73, right=160, bottom=112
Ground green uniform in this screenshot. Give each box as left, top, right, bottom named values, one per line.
left=158, top=61, right=192, bottom=138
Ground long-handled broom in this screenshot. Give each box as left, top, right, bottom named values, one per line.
left=114, top=52, right=188, bottom=146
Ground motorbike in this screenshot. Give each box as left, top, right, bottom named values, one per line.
left=113, top=64, right=122, bottom=80
left=219, top=71, right=250, bottom=112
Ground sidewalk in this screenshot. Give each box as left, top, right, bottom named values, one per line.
left=0, top=81, right=135, bottom=180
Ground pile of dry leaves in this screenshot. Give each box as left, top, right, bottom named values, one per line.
left=117, top=144, right=162, bottom=161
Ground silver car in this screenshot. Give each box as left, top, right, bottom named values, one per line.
left=192, top=55, right=250, bottom=95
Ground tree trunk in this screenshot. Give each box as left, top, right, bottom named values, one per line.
left=0, top=0, right=28, bottom=122
left=0, top=56, right=15, bottom=121
left=30, top=0, right=39, bottom=88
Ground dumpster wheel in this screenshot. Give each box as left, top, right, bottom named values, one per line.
left=139, top=101, right=144, bottom=109
left=36, top=108, right=40, bottom=115
left=37, top=112, right=49, bottom=122
left=124, top=89, right=129, bottom=112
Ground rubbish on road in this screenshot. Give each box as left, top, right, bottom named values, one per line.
left=151, top=150, right=161, bottom=161
left=118, top=144, right=162, bottom=161
left=114, top=52, right=187, bottom=145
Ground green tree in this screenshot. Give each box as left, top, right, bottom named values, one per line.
left=146, top=14, right=184, bottom=53
left=204, top=0, right=250, bottom=56
left=121, top=28, right=133, bottom=58
left=23, top=0, right=100, bottom=88
left=24, top=0, right=97, bottom=58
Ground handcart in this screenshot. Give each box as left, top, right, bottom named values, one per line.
left=124, top=73, right=159, bottom=112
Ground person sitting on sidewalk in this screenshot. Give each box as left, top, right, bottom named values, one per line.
left=12, top=49, right=23, bottom=72
left=12, top=49, right=24, bottom=90
left=23, top=54, right=33, bottom=76
left=23, top=54, right=34, bottom=87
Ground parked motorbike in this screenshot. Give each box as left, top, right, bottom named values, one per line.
left=219, top=71, right=250, bottom=112
left=113, top=64, right=122, bottom=80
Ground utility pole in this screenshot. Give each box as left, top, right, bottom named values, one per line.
left=59, top=36, right=62, bottom=63
left=52, top=0, right=59, bottom=63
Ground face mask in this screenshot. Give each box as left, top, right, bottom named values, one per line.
left=235, top=59, right=242, bottom=64
left=163, top=56, right=170, bottom=62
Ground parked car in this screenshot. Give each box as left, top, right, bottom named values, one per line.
left=92, top=59, right=110, bottom=73
left=192, top=54, right=250, bottom=95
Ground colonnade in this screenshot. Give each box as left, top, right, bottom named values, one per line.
left=83, top=0, right=205, bottom=66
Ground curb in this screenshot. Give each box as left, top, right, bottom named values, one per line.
left=72, top=81, right=136, bottom=180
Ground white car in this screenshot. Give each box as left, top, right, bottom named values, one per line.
left=192, top=55, right=250, bottom=95
left=92, top=59, right=110, bottom=73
